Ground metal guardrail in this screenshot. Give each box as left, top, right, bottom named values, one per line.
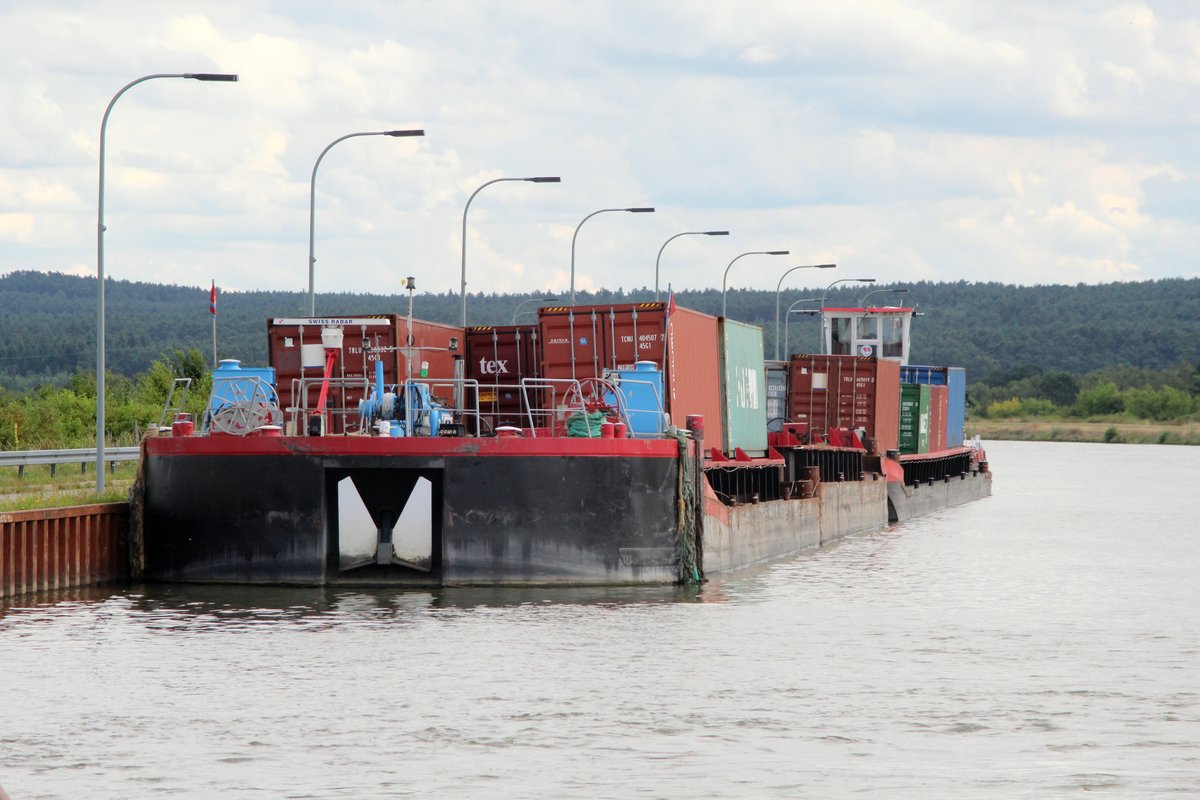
left=0, top=447, right=140, bottom=476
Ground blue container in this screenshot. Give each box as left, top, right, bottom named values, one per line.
left=210, top=359, right=278, bottom=415
left=945, top=367, right=966, bottom=447
left=900, top=365, right=966, bottom=447
left=606, top=361, right=665, bottom=435
left=900, top=364, right=948, bottom=385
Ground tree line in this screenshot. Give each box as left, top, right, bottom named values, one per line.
left=1, top=270, right=1199, bottom=445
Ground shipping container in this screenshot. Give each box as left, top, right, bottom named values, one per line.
left=764, top=360, right=789, bottom=433
left=539, top=303, right=724, bottom=450
left=899, top=383, right=931, bottom=454
left=900, top=365, right=948, bottom=385
left=663, top=307, right=723, bottom=453
left=787, top=355, right=900, bottom=454
left=928, top=384, right=948, bottom=452
left=899, top=365, right=967, bottom=447
left=946, top=367, right=966, bottom=447
left=268, top=315, right=464, bottom=433
left=719, top=319, right=768, bottom=456
left=464, top=324, right=541, bottom=431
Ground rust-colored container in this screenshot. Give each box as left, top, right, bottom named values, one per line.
left=666, top=306, right=723, bottom=454
left=268, top=315, right=464, bottom=433
left=538, top=306, right=607, bottom=386
left=465, top=324, right=541, bottom=431
left=538, top=303, right=723, bottom=450
left=787, top=354, right=900, bottom=454
left=928, top=384, right=949, bottom=452
left=538, top=303, right=668, bottom=381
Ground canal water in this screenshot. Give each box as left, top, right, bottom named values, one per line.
left=2, top=440, right=1197, bottom=798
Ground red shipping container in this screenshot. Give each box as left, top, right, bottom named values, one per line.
left=665, top=307, right=723, bottom=454
left=928, top=384, right=948, bottom=452
left=464, top=324, right=541, bottom=431
left=787, top=355, right=900, bottom=454
left=268, top=314, right=464, bottom=433
left=538, top=303, right=723, bottom=450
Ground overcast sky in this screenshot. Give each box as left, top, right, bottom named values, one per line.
left=2, top=1, right=1199, bottom=303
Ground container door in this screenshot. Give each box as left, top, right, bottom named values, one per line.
left=719, top=319, right=768, bottom=456
left=603, top=304, right=668, bottom=371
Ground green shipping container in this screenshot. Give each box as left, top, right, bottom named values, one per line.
left=719, top=319, right=769, bottom=456
left=898, top=383, right=931, bottom=454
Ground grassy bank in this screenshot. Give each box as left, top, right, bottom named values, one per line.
left=967, top=419, right=1200, bottom=445
left=0, top=462, right=136, bottom=512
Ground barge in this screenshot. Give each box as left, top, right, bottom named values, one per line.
left=133, top=300, right=990, bottom=586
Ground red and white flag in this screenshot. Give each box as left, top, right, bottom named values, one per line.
left=209, top=280, right=217, bottom=317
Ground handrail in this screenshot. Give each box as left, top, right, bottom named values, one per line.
left=0, top=447, right=139, bottom=471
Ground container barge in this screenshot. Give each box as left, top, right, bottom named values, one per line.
left=133, top=300, right=990, bottom=586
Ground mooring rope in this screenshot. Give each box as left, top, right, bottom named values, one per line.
left=673, top=430, right=701, bottom=584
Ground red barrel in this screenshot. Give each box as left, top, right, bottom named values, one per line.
left=171, top=414, right=194, bottom=437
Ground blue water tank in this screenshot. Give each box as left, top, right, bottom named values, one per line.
left=210, top=359, right=278, bottom=415
left=605, top=361, right=665, bottom=436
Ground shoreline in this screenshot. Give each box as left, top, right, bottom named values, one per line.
left=967, top=419, right=1200, bottom=446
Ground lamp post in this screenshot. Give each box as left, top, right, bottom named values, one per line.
left=570, top=207, right=655, bottom=305
left=721, top=250, right=789, bottom=318
left=307, top=128, right=424, bottom=316
left=96, top=71, right=238, bottom=493
left=512, top=296, right=560, bottom=324
left=460, top=176, right=560, bottom=327
left=817, top=277, right=875, bottom=349
left=774, top=263, right=836, bottom=359
left=859, top=287, right=908, bottom=307
left=654, top=230, right=728, bottom=301
left=784, top=298, right=820, bottom=359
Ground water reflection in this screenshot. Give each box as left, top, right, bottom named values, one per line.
left=2, top=580, right=727, bottom=632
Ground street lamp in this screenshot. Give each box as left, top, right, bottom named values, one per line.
left=817, top=277, right=875, bottom=348
left=570, top=207, right=655, bottom=305
left=784, top=298, right=820, bottom=359
left=860, top=287, right=909, bottom=307
left=774, top=263, right=836, bottom=359
left=307, top=128, right=424, bottom=316
left=654, top=230, right=728, bottom=301
left=460, top=176, right=560, bottom=327
left=512, top=296, right=560, bottom=324
left=96, top=71, right=238, bottom=493
left=721, top=250, right=789, bottom=318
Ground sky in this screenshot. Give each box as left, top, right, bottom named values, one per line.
left=2, top=0, right=1200, bottom=304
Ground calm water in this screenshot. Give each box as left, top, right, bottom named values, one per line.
left=2, top=441, right=1198, bottom=799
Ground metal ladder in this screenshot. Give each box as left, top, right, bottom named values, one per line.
left=158, top=378, right=193, bottom=428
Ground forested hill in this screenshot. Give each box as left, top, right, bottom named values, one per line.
left=2, top=270, right=1198, bottom=389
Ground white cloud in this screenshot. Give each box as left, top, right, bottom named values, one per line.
left=1, top=0, right=1199, bottom=311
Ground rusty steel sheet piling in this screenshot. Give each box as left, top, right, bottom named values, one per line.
left=0, top=503, right=129, bottom=599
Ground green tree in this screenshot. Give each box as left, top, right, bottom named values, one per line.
left=1124, top=386, right=1194, bottom=421
left=1075, top=381, right=1123, bottom=416
left=1037, top=371, right=1080, bottom=407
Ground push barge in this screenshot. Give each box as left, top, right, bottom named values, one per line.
left=133, top=300, right=990, bottom=586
